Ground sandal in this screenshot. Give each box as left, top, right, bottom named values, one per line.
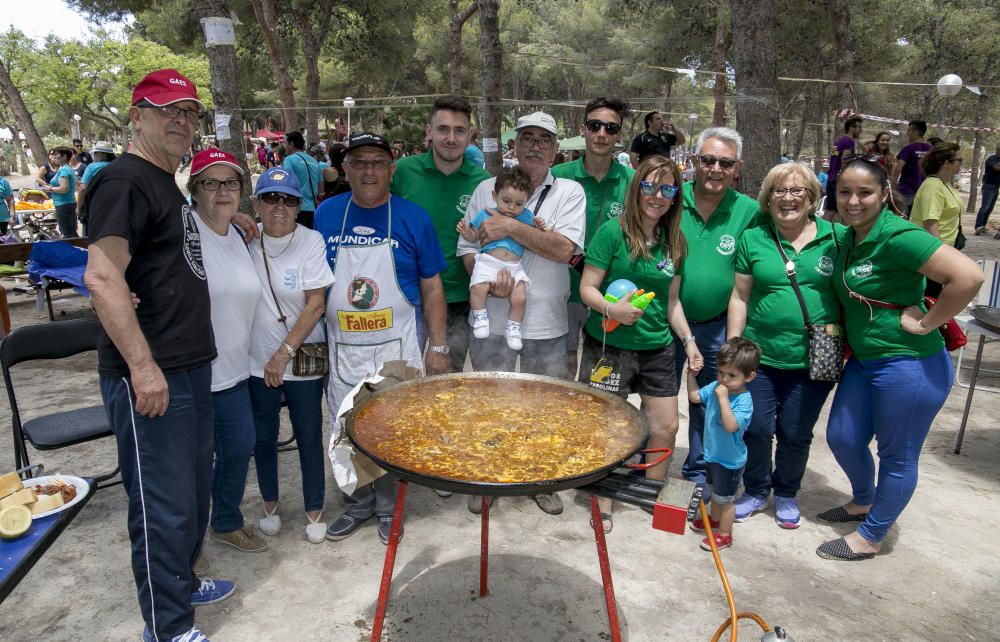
left=817, top=506, right=868, bottom=523
left=816, top=537, right=875, bottom=561
left=590, top=512, right=613, bottom=535
left=260, top=501, right=282, bottom=536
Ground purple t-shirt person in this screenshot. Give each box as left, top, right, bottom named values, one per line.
left=827, top=135, right=858, bottom=184
left=895, top=142, right=933, bottom=197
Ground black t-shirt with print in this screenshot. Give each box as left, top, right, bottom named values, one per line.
left=84, top=153, right=216, bottom=376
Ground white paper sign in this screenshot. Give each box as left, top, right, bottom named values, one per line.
left=482, top=137, right=499, bottom=153
left=215, top=113, right=232, bottom=141
left=201, top=17, right=236, bottom=47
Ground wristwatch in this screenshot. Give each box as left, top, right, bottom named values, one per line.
left=429, top=344, right=450, bottom=355
left=281, top=341, right=297, bottom=358
left=681, top=335, right=696, bottom=345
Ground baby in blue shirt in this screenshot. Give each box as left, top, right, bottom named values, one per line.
left=457, top=166, right=537, bottom=351
left=686, top=337, right=760, bottom=552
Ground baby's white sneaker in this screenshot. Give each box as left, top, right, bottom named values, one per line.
left=505, top=321, right=522, bottom=351
left=471, top=309, right=490, bottom=339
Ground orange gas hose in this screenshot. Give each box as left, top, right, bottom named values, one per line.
left=700, top=499, right=773, bottom=642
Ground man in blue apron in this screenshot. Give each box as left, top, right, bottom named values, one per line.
left=314, top=132, right=450, bottom=545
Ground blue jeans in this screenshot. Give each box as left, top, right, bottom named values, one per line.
left=743, top=366, right=834, bottom=500
left=674, top=314, right=727, bottom=484
left=826, top=350, right=953, bottom=543
left=249, top=376, right=326, bottom=513
left=210, top=379, right=256, bottom=533
left=975, top=182, right=998, bottom=230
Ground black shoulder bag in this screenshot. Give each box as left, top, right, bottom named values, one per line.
left=770, top=229, right=844, bottom=382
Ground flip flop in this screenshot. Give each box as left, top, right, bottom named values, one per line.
left=590, top=512, right=613, bottom=534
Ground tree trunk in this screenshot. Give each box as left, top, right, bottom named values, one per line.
left=829, top=0, right=858, bottom=114
left=711, top=1, right=730, bottom=127
left=793, top=90, right=809, bottom=160
left=290, top=4, right=334, bottom=145
left=967, top=93, right=988, bottom=213
left=195, top=0, right=253, bottom=213
left=0, top=63, right=46, bottom=167
left=249, top=0, right=299, bottom=133
left=449, top=0, right=478, bottom=95
left=477, top=0, right=502, bottom=175
left=813, top=84, right=827, bottom=174
left=730, top=0, right=780, bottom=197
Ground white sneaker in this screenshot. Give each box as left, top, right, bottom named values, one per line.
left=471, top=310, right=490, bottom=339
left=505, top=321, right=522, bottom=351
left=260, top=502, right=281, bottom=536
left=305, top=512, right=326, bottom=544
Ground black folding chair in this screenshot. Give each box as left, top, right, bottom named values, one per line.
left=1, top=318, right=119, bottom=488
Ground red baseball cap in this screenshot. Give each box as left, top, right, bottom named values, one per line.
left=190, top=149, right=244, bottom=177
left=132, top=69, right=206, bottom=111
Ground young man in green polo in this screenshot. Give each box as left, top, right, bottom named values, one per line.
left=675, top=127, right=761, bottom=501
left=552, top=97, right=635, bottom=378
left=392, top=95, right=491, bottom=373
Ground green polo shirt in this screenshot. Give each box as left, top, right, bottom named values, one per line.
left=583, top=217, right=676, bottom=351
left=678, top=183, right=761, bottom=322
left=832, top=208, right=944, bottom=360
left=735, top=217, right=841, bottom=370
left=391, top=152, right=491, bottom=303
left=552, top=155, right=635, bottom=304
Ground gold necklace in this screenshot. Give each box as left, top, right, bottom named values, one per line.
left=262, top=227, right=296, bottom=259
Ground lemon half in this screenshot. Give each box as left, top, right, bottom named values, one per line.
left=0, top=504, right=33, bottom=539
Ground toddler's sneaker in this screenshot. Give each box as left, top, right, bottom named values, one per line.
left=774, top=496, right=801, bottom=529
left=734, top=493, right=768, bottom=523
left=190, top=578, right=235, bottom=606
left=690, top=515, right=720, bottom=534
left=700, top=532, right=733, bottom=551
left=505, top=321, right=522, bottom=350
left=471, top=309, right=490, bottom=339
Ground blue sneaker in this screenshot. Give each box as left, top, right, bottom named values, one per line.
left=190, top=578, right=235, bottom=606
left=144, top=626, right=210, bottom=642
left=734, top=493, right=768, bottom=522
left=774, top=496, right=801, bottom=529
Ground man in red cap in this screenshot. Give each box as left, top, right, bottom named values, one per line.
left=83, top=69, right=235, bottom=642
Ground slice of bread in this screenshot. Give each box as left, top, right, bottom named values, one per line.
left=0, top=487, right=37, bottom=509
left=31, top=492, right=64, bottom=515
left=0, top=472, right=22, bottom=499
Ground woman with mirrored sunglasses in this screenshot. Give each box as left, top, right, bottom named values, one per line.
left=726, top=163, right=840, bottom=530
left=247, top=167, right=335, bottom=545
left=185, top=150, right=269, bottom=559
left=577, top=155, right=703, bottom=533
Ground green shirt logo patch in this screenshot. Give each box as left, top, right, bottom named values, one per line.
left=457, top=194, right=472, bottom=215
left=816, top=256, right=834, bottom=277
left=658, top=257, right=675, bottom=277
left=607, top=202, right=624, bottom=219
left=852, top=259, right=874, bottom=279
left=716, top=234, right=736, bottom=256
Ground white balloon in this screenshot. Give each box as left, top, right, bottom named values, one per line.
left=937, top=74, right=963, bottom=97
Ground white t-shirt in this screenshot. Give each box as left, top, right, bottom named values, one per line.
left=249, top=224, right=335, bottom=381
left=458, top=172, right=586, bottom=339
left=194, top=212, right=260, bottom=392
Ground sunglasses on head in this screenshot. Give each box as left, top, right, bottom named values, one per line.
left=639, top=181, right=680, bottom=199
left=583, top=119, right=622, bottom=135
left=258, top=192, right=301, bottom=206
left=697, top=155, right=737, bottom=169
left=844, top=153, right=882, bottom=164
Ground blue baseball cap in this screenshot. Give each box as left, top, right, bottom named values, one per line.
left=255, top=167, right=301, bottom=197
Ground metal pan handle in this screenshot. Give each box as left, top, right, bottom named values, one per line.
left=625, top=448, right=672, bottom=470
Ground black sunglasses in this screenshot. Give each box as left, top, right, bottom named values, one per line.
left=584, top=119, right=622, bottom=135
left=258, top=192, right=301, bottom=206
left=697, top=155, right=737, bottom=169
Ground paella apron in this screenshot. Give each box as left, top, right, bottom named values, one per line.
left=326, top=198, right=423, bottom=413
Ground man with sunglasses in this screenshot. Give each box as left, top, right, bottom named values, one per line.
left=73, top=138, right=93, bottom=166
left=458, top=111, right=586, bottom=516
left=629, top=111, right=687, bottom=168
left=552, top=97, right=635, bottom=378
left=824, top=115, right=864, bottom=219
left=283, top=130, right=322, bottom=229
left=675, top=127, right=761, bottom=502
left=83, top=69, right=233, bottom=642
left=391, top=95, right=490, bottom=374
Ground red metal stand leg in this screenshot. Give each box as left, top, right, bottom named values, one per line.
left=590, top=494, right=622, bottom=642
left=371, top=480, right=409, bottom=642
left=480, top=496, right=490, bottom=597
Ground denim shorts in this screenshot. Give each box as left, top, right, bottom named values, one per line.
left=706, top=461, right=743, bottom=503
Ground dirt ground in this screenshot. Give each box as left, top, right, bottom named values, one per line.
left=0, top=172, right=998, bottom=641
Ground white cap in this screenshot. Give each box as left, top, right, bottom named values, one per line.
left=515, top=111, right=558, bottom=136
left=92, top=141, right=114, bottom=154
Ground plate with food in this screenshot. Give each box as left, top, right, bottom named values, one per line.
left=0, top=473, right=89, bottom=520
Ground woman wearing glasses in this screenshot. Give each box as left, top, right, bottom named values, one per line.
left=578, top=155, right=703, bottom=533
left=248, top=167, right=335, bottom=544
left=909, top=143, right=966, bottom=296
left=727, top=163, right=840, bottom=529
left=818, top=158, right=982, bottom=560
left=186, top=150, right=268, bottom=558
